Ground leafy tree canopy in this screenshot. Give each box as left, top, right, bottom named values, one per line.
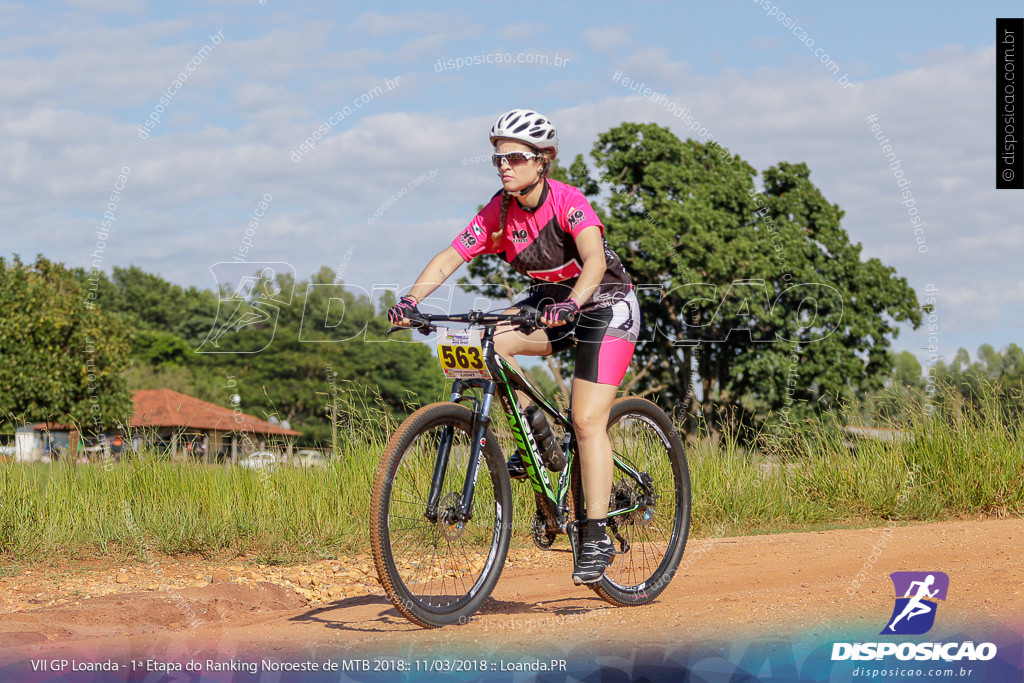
left=71, top=263, right=445, bottom=446
left=466, top=123, right=923, bottom=436
left=1, top=255, right=132, bottom=431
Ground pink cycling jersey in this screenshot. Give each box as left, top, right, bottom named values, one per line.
left=452, top=179, right=632, bottom=311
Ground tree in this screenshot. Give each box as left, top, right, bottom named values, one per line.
left=0, top=255, right=132, bottom=430
left=75, top=265, right=225, bottom=403
left=933, top=343, right=1024, bottom=415
left=571, top=124, right=762, bottom=431
left=1002, top=343, right=1024, bottom=386
left=75, top=264, right=219, bottom=347
left=479, top=123, right=922, bottom=437
left=72, top=262, right=445, bottom=445
left=861, top=350, right=928, bottom=422
left=187, top=266, right=445, bottom=444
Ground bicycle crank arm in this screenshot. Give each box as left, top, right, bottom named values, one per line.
left=611, top=527, right=630, bottom=554
left=567, top=519, right=581, bottom=562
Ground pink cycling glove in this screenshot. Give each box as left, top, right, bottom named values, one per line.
left=387, top=295, right=420, bottom=324
left=543, top=299, right=579, bottom=325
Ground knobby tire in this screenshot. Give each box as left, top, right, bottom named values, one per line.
left=370, top=402, right=513, bottom=628
left=570, top=396, right=691, bottom=607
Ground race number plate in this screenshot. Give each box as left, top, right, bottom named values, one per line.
left=436, top=327, right=490, bottom=380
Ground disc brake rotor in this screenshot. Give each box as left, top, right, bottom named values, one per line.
left=435, top=491, right=466, bottom=541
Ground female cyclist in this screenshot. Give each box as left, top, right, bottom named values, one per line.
left=387, top=109, right=640, bottom=584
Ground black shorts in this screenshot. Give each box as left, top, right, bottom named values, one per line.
left=514, top=290, right=640, bottom=386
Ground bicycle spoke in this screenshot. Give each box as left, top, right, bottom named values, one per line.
left=586, top=401, right=688, bottom=603
left=374, top=408, right=508, bottom=617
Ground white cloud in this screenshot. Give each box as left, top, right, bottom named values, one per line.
left=350, top=9, right=476, bottom=38
left=4, top=6, right=1018, bottom=363
left=499, top=23, right=544, bottom=42
left=615, top=46, right=693, bottom=87
left=583, top=26, right=635, bottom=54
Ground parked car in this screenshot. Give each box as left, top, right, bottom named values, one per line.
left=291, top=450, right=327, bottom=468
left=238, top=451, right=281, bottom=470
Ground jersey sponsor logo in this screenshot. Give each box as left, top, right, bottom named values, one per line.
left=567, top=208, right=585, bottom=228
left=511, top=227, right=529, bottom=242
left=458, top=229, right=477, bottom=248
left=527, top=258, right=583, bottom=282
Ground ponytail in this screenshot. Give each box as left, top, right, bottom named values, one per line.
left=493, top=191, right=513, bottom=250
left=492, top=148, right=550, bottom=248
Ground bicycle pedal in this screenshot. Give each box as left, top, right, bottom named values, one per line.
left=507, top=465, right=527, bottom=480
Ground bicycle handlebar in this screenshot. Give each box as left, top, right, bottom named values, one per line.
left=387, top=305, right=546, bottom=337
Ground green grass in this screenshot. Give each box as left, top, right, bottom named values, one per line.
left=688, top=383, right=1024, bottom=537
left=1, top=384, right=1021, bottom=565
left=0, top=457, right=374, bottom=563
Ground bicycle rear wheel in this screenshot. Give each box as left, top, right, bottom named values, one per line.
left=370, top=402, right=512, bottom=628
left=571, top=396, right=691, bottom=606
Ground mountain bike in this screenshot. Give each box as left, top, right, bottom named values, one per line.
left=370, top=307, right=691, bottom=628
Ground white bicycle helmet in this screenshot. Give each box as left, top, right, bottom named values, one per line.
left=489, top=109, right=558, bottom=156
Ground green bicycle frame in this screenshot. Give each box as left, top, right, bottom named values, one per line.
left=490, top=357, right=574, bottom=513
left=433, top=324, right=650, bottom=529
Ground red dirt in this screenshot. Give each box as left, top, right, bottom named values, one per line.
left=0, top=518, right=1021, bottom=673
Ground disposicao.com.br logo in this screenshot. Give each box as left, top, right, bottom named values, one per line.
left=831, top=571, right=998, bottom=663
left=883, top=571, right=949, bottom=635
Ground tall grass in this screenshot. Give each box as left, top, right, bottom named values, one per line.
left=0, top=454, right=382, bottom=564
left=690, top=382, right=1024, bottom=537
left=1, top=383, right=1021, bottom=564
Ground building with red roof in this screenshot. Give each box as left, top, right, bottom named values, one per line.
left=130, top=388, right=301, bottom=461
left=22, top=388, right=300, bottom=463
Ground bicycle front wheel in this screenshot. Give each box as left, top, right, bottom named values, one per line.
left=370, top=402, right=512, bottom=628
left=572, top=396, right=691, bottom=606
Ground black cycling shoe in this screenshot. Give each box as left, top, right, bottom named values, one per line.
left=506, top=450, right=528, bottom=480
left=572, top=535, right=615, bottom=585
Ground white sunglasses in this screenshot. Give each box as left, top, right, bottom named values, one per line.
left=491, top=151, right=543, bottom=168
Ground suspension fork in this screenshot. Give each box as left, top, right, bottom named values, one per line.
left=454, top=382, right=496, bottom=523
left=424, top=380, right=469, bottom=522
left=424, top=379, right=497, bottom=524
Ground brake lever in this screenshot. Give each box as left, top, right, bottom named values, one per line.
left=409, top=315, right=435, bottom=336
left=515, top=305, right=545, bottom=331
left=386, top=316, right=435, bottom=337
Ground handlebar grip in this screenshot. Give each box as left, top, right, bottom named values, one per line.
left=409, top=315, right=434, bottom=336
left=387, top=315, right=435, bottom=337
left=519, top=303, right=578, bottom=327
left=515, top=305, right=544, bottom=328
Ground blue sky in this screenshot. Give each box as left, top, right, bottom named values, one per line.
left=3, top=0, right=1022, bottom=369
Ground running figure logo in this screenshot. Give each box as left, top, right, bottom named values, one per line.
left=196, top=262, right=295, bottom=354
left=882, top=571, right=949, bottom=635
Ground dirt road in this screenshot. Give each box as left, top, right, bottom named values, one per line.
left=1, top=518, right=1021, bottom=680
